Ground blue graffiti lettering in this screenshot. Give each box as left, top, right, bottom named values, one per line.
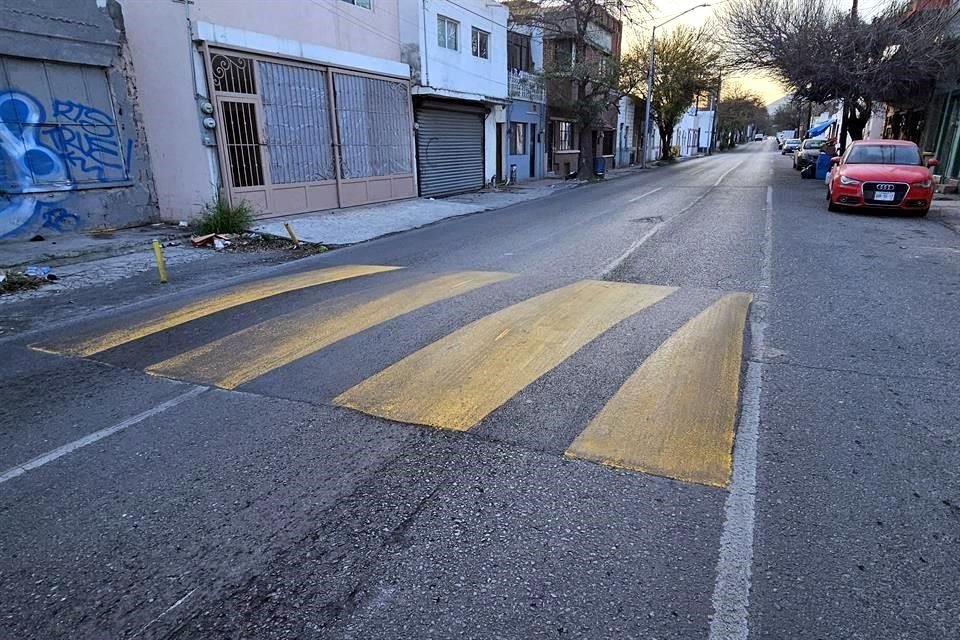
left=0, top=91, right=70, bottom=238
left=49, top=100, right=127, bottom=182
left=0, top=90, right=133, bottom=239
left=40, top=206, right=81, bottom=232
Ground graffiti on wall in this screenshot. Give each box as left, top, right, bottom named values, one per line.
left=0, top=90, right=130, bottom=239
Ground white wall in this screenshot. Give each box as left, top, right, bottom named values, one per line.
left=401, top=0, right=508, bottom=101
left=400, top=0, right=508, bottom=185
left=643, top=105, right=715, bottom=161
left=615, top=96, right=636, bottom=166
left=485, top=108, right=499, bottom=183
left=675, top=108, right=714, bottom=157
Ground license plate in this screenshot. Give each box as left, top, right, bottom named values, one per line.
left=874, top=191, right=896, bottom=202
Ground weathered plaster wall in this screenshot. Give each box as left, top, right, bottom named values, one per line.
left=0, top=0, right=156, bottom=242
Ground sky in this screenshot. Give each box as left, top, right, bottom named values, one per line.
left=622, top=0, right=791, bottom=106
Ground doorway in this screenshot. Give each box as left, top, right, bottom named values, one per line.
left=496, top=123, right=504, bottom=182
left=529, top=124, right=537, bottom=178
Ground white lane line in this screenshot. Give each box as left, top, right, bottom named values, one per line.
left=714, top=160, right=746, bottom=187
left=708, top=185, right=772, bottom=640
left=130, top=586, right=199, bottom=639
left=602, top=177, right=719, bottom=277
left=628, top=187, right=664, bottom=203
left=601, top=223, right=663, bottom=276
left=0, top=385, right=207, bottom=485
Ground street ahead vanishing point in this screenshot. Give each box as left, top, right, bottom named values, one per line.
left=2, top=146, right=958, bottom=640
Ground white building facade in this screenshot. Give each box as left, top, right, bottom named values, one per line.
left=615, top=96, right=637, bottom=167
left=400, top=0, right=509, bottom=196
left=642, top=103, right=715, bottom=162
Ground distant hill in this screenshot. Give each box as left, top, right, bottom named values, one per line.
left=766, top=94, right=793, bottom=116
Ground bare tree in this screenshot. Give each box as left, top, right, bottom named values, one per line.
left=720, top=0, right=960, bottom=149
left=510, top=0, right=650, bottom=176
left=771, top=100, right=804, bottom=133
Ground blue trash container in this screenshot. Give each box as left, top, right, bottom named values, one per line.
left=593, top=156, right=606, bottom=177
left=816, top=152, right=833, bottom=181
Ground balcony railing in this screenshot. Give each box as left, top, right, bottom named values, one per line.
left=508, top=70, right=546, bottom=103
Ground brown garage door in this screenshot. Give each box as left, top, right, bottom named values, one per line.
left=206, top=48, right=415, bottom=218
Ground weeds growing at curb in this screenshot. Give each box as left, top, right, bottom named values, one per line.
left=196, top=198, right=254, bottom=235
left=0, top=271, right=45, bottom=295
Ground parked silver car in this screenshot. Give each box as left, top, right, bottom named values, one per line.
left=794, top=139, right=826, bottom=170
left=781, top=138, right=801, bottom=155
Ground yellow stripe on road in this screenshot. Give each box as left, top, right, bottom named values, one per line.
left=566, top=292, right=752, bottom=487
left=33, top=264, right=401, bottom=357
left=335, top=281, right=675, bottom=431
left=146, top=271, right=513, bottom=389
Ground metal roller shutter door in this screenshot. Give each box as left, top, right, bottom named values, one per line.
left=416, top=107, right=484, bottom=197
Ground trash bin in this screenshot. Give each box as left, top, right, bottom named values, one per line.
left=593, top=156, right=606, bottom=177
left=816, top=152, right=833, bottom=181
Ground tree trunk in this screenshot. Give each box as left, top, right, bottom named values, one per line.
left=838, top=100, right=850, bottom=155
left=579, top=124, right=596, bottom=179
left=658, top=123, right=673, bottom=161
left=846, top=101, right=870, bottom=142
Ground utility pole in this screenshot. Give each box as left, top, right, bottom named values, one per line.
left=710, top=72, right=722, bottom=154
left=838, top=0, right=858, bottom=153
left=641, top=4, right=711, bottom=168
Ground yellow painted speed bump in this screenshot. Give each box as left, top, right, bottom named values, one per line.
left=335, top=280, right=676, bottom=431
left=32, top=264, right=400, bottom=357
left=147, top=271, right=513, bottom=389
left=566, top=292, right=752, bottom=487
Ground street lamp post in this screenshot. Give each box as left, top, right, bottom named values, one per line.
left=641, top=4, right=711, bottom=169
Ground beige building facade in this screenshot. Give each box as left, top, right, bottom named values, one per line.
left=119, top=0, right=416, bottom=220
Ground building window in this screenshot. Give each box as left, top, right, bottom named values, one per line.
left=508, top=32, right=532, bottom=72
left=472, top=27, right=490, bottom=59
left=341, top=0, right=372, bottom=9
left=437, top=16, right=459, bottom=50
left=557, top=121, right=574, bottom=151
left=554, top=39, right=575, bottom=70
left=510, top=123, right=527, bottom=155
left=602, top=130, right=614, bottom=156
left=598, top=55, right=609, bottom=76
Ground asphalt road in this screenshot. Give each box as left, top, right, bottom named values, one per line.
left=1, top=143, right=958, bottom=640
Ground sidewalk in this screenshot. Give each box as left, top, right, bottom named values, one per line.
left=0, top=225, right=188, bottom=271
left=253, top=177, right=577, bottom=245
left=252, top=156, right=710, bottom=246
left=931, top=195, right=960, bottom=233
left=1, top=156, right=701, bottom=306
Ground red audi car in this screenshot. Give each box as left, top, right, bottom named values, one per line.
left=826, top=140, right=938, bottom=216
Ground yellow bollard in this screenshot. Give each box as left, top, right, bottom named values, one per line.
left=283, top=222, right=300, bottom=247
left=152, top=239, right=168, bottom=284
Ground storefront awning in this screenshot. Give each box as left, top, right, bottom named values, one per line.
left=807, top=120, right=835, bottom=137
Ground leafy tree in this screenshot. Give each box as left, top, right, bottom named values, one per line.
left=717, top=85, right=769, bottom=148
left=720, top=0, right=960, bottom=149
left=633, top=26, right=719, bottom=161
left=510, top=0, right=650, bottom=176
left=771, top=100, right=803, bottom=133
